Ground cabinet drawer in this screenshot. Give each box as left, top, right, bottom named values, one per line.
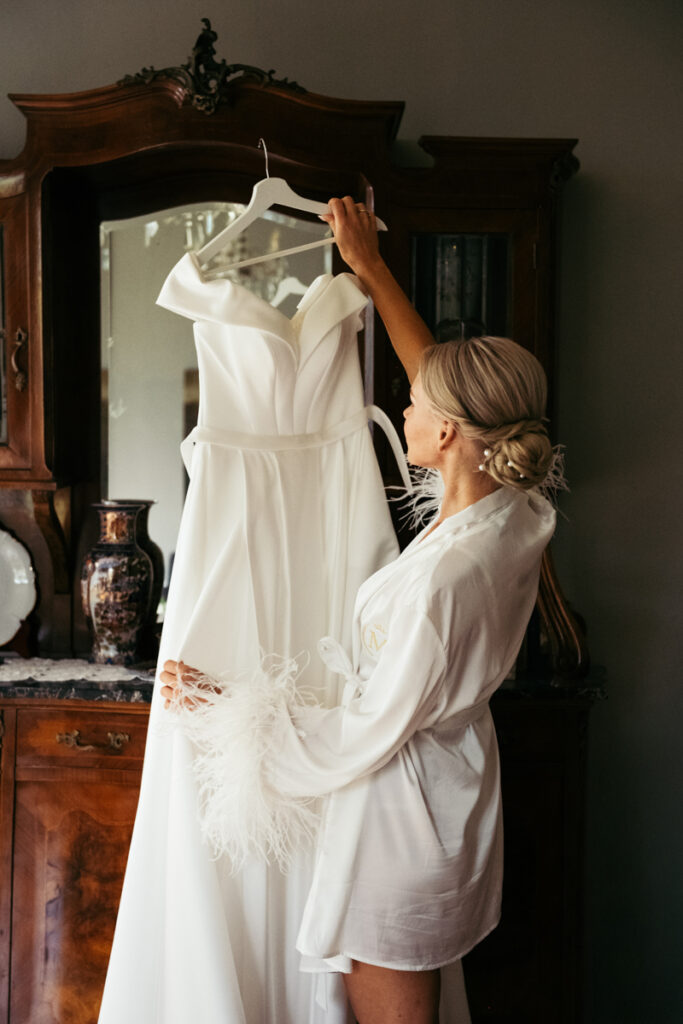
left=16, top=706, right=149, bottom=769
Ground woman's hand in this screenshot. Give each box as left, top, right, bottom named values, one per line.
left=323, top=196, right=435, bottom=383
left=160, top=659, right=219, bottom=710
left=320, top=196, right=383, bottom=280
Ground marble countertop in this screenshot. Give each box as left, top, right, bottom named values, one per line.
left=0, top=657, right=155, bottom=703
left=0, top=657, right=604, bottom=706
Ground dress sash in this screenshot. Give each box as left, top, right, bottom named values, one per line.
left=181, top=404, right=413, bottom=490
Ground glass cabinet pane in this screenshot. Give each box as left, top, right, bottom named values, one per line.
left=412, top=233, right=510, bottom=341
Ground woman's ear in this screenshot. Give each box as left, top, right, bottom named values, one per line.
left=438, top=421, right=457, bottom=450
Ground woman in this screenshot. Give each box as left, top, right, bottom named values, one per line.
left=161, top=197, right=558, bottom=1024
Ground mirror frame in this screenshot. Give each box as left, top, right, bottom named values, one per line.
left=0, top=72, right=403, bottom=485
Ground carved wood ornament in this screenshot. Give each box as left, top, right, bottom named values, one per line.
left=120, top=17, right=305, bottom=113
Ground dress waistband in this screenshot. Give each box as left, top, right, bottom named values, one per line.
left=181, top=404, right=413, bottom=490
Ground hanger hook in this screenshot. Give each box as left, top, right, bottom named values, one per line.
left=257, top=138, right=270, bottom=179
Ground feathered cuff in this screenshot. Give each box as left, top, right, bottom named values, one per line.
left=164, top=653, right=323, bottom=872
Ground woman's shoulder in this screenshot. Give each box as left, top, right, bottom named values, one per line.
left=392, top=533, right=482, bottom=617
left=424, top=538, right=490, bottom=611
left=390, top=488, right=555, bottom=615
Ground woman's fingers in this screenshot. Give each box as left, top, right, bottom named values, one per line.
left=324, top=196, right=380, bottom=274
left=342, top=195, right=371, bottom=216
left=162, top=659, right=202, bottom=682
left=328, top=196, right=375, bottom=223
left=161, top=659, right=188, bottom=710
left=160, top=682, right=174, bottom=710
left=160, top=658, right=220, bottom=712
left=161, top=680, right=208, bottom=711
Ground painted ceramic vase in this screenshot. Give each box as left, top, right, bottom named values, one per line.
left=81, top=502, right=153, bottom=665
left=116, top=499, right=165, bottom=660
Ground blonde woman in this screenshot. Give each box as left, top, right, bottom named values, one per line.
left=162, top=197, right=558, bottom=1024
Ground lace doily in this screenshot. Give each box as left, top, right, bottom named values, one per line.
left=0, top=657, right=154, bottom=683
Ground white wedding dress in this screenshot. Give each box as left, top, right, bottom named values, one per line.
left=98, top=253, right=405, bottom=1023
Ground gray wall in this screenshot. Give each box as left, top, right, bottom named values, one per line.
left=3, top=1, right=682, bottom=1020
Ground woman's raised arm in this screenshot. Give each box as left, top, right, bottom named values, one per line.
left=322, top=196, right=434, bottom=382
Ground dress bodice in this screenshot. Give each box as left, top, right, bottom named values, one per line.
left=156, top=253, right=370, bottom=436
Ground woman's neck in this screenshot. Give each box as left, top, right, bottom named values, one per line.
left=437, top=457, right=502, bottom=520
left=419, top=468, right=501, bottom=542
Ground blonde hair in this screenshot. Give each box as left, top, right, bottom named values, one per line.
left=419, top=336, right=556, bottom=491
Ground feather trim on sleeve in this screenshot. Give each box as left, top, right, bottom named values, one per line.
left=163, top=653, right=322, bottom=873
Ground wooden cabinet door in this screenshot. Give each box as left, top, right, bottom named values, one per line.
left=10, top=779, right=140, bottom=1024
left=463, top=698, right=588, bottom=1023
left=1, top=702, right=147, bottom=1024
left=0, top=193, right=39, bottom=481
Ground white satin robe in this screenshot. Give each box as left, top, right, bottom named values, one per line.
left=186, top=485, right=556, bottom=979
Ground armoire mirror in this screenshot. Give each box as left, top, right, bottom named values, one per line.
left=34, top=121, right=383, bottom=651
left=100, top=200, right=333, bottom=611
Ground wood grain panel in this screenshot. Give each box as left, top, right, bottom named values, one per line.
left=0, top=707, right=18, bottom=1023
left=9, top=779, right=139, bottom=1024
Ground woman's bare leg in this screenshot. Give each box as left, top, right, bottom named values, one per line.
left=342, top=960, right=440, bottom=1024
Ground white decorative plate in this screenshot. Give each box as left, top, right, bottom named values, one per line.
left=0, top=528, right=37, bottom=644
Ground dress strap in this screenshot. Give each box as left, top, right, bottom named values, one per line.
left=365, top=403, right=412, bottom=492
left=181, top=405, right=413, bottom=492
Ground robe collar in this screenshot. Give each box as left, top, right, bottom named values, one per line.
left=405, top=484, right=524, bottom=552
left=354, top=486, right=533, bottom=620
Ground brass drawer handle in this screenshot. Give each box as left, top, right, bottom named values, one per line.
left=11, top=327, right=28, bottom=393
left=55, top=730, right=131, bottom=752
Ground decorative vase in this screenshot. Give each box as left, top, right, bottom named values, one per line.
left=116, top=499, right=165, bottom=660
left=81, top=501, right=153, bottom=665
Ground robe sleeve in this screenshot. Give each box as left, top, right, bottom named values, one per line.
left=273, top=606, right=447, bottom=797
left=169, top=604, right=447, bottom=869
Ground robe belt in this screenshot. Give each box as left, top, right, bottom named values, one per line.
left=317, top=636, right=362, bottom=706
left=180, top=404, right=413, bottom=490
left=317, top=635, right=491, bottom=731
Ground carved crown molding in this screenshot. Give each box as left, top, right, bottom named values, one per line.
left=550, top=151, right=580, bottom=193
left=119, top=18, right=306, bottom=114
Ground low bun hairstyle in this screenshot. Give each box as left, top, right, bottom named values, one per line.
left=419, top=336, right=555, bottom=492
